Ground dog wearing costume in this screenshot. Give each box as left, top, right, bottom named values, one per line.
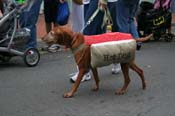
left=42, top=26, right=153, bottom=98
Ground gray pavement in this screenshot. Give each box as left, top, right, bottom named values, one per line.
left=1, top=7, right=175, bottom=116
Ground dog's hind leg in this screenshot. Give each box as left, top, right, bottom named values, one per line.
left=115, top=63, right=130, bottom=95
left=63, top=68, right=86, bottom=98
left=129, top=62, right=146, bottom=90
left=90, top=67, right=100, bottom=91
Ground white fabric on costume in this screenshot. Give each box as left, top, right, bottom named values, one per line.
left=90, top=40, right=136, bottom=68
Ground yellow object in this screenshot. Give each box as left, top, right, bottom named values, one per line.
left=106, top=25, right=112, bottom=32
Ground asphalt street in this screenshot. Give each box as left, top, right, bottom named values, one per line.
left=0, top=40, right=175, bottom=116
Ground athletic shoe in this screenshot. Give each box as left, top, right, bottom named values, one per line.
left=112, top=63, right=121, bottom=74
left=48, top=44, right=60, bottom=53
left=136, top=43, right=142, bottom=51
left=70, top=72, right=91, bottom=83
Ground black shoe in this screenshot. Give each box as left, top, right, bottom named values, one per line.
left=137, top=44, right=142, bottom=51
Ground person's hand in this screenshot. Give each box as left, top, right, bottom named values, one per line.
left=59, top=0, right=65, bottom=3
left=98, top=0, right=107, bottom=10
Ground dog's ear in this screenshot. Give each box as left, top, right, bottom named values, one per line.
left=71, top=32, right=85, bottom=48
left=51, top=27, right=65, bottom=45
left=52, top=26, right=74, bottom=47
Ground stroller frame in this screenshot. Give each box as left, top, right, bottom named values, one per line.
left=0, top=3, right=40, bottom=67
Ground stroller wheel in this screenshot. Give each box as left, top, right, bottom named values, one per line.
left=23, top=48, right=40, bottom=67
left=165, top=33, right=173, bottom=42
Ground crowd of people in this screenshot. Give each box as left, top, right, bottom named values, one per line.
left=69, top=0, right=175, bottom=82
left=0, top=0, right=175, bottom=82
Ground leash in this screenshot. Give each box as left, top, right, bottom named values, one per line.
left=80, top=7, right=113, bottom=33
left=71, top=7, right=112, bottom=54
left=72, top=7, right=113, bottom=54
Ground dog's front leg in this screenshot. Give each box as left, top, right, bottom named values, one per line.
left=90, top=67, right=100, bottom=91
left=63, top=68, right=86, bottom=98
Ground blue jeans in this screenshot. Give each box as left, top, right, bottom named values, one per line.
left=84, top=3, right=89, bottom=19
left=116, top=0, right=139, bottom=39
left=20, top=0, right=42, bottom=48
left=83, top=0, right=105, bottom=35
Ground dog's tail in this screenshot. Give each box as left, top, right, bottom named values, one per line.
left=135, top=33, right=153, bottom=42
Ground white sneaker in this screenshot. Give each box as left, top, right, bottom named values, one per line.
left=112, top=63, right=121, bottom=74
left=48, top=44, right=60, bottom=53
left=81, top=72, right=91, bottom=82
left=70, top=72, right=91, bottom=83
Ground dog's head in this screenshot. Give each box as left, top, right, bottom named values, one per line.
left=42, top=26, right=85, bottom=49
left=42, top=26, right=74, bottom=47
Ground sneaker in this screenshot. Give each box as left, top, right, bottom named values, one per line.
left=112, top=63, right=121, bottom=74
left=70, top=72, right=91, bottom=83
left=136, top=43, right=142, bottom=51
left=48, top=44, right=60, bottom=53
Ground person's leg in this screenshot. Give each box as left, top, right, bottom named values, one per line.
left=129, top=18, right=142, bottom=50
left=45, top=23, right=52, bottom=34
left=43, top=1, right=60, bottom=52
left=116, top=0, right=130, bottom=33
left=25, top=0, right=42, bottom=48
left=20, top=12, right=38, bottom=48
left=108, top=2, right=121, bottom=74
left=72, top=2, right=84, bottom=32
left=44, top=1, right=53, bottom=33
left=83, top=0, right=104, bottom=78
left=167, top=13, right=172, bottom=34
left=83, top=0, right=105, bottom=35
left=70, top=3, right=90, bottom=83
left=70, top=0, right=105, bottom=82
left=84, top=3, right=89, bottom=19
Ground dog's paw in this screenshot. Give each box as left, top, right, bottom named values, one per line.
left=63, top=92, right=73, bottom=98
left=115, top=90, right=125, bottom=95
left=91, top=86, right=99, bottom=91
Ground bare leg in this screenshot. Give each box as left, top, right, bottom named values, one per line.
left=130, top=62, right=146, bottom=90
left=63, top=68, right=86, bottom=98
left=45, top=22, right=52, bottom=33
left=115, top=63, right=130, bottom=95
left=90, top=67, right=100, bottom=91
left=54, top=23, right=59, bottom=27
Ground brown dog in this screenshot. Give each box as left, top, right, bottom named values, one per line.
left=42, top=26, right=152, bottom=98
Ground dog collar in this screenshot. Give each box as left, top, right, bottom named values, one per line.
left=71, top=43, right=86, bottom=54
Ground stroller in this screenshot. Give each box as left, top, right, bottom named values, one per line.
left=137, top=0, right=174, bottom=42
left=0, top=3, right=40, bottom=67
